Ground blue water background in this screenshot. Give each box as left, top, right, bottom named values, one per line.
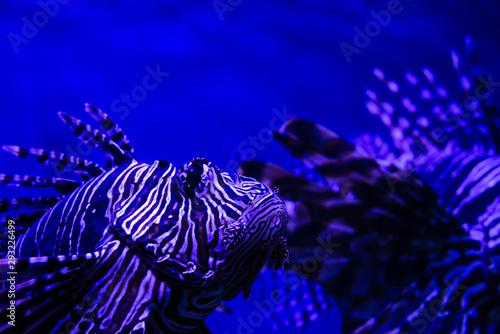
left=1, top=1, right=500, bottom=333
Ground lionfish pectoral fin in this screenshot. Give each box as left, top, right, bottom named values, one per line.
left=0, top=251, right=103, bottom=333
left=0, top=212, right=46, bottom=258
left=0, top=196, right=60, bottom=214
left=0, top=173, right=81, bottom=257
left=2, top=145, right=106, bottom=181
left=269, top=236, right=289, bottom=270
left=0, top=173, right=81, bottom=194
left=248, top=268, right=339, bottom=331
left=44, top=239, right=181, bottom=333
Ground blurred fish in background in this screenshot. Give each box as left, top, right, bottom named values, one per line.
left=240, top=37, right=500, bottom=333
left=1, top=0, right=500, bottom=333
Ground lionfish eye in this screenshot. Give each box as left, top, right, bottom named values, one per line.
left=178, top=158, right=208, bottom=198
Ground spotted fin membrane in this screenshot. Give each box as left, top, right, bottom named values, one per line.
left=354, top=35, right=500, bottom=334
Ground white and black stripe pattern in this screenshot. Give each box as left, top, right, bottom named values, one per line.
left=0, top=104, right=289, bottom=333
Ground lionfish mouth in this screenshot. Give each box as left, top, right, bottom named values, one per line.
left=217, top=190, right=289, bottom=300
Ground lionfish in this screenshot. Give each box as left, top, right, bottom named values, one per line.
left=0, top=104, right=289, bottom=333
left=239, top=36, right=500, bottom=333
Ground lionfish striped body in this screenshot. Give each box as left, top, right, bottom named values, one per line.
left=0, top=104, right=289, bottom=333
left=239, top=37, right=500, bottom=333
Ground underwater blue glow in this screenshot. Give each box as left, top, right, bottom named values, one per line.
left=1, top=1, right=500, bottom=333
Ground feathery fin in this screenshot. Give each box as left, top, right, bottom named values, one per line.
left=2, top=145, right=105, bottom=181
left=0, top=174, right=80, bottom=194
left=0, top=196, right=59, bottom=214
left=0, top=212, right=46, bottom=258
left=0, top=251, right=105, bottom=333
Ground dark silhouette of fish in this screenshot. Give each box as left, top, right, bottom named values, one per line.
left=239, top=36, right=500, bottom=333
left=0, top=104, right=289, bottom=333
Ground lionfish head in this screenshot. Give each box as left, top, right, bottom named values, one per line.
left=167, top=158, right=289, bottom=300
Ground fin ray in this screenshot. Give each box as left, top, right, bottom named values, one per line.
left=85, top=103, right=136, bottom=160
left=0, top=196, right=60, bottom=214
left=58, top=111, right=129, bottom=167
left=2, top=145, right=105, bottom=180
left=0, top=173, right=81, bottom=194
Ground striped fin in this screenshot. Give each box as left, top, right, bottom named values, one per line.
left=272, top=118, right=382, bottom=189
left=58, top=111, right=130, bottom=167
left=269, top=236, right=289, bottom=270
left=0, top=197, right=59, bottom=254
left=1, top=235, right=215, bottom=333
left=0, top=197, right=59, bottom=214
left=0, top=173, right=81, bottom=194
left=49, top=238, right=209, bottom=334
left=243, top=121, right=463, bottom=238
left=0, top=212, right=46, bottom=258
left=85, top=103, right=136, bottom=160
left=0, top=212, right=45, bottom=229
left=2, top=145, right=106, bottom=181
left=0, top=250, right=105, bottom=333
left=0, top=250, right=101, bottom=280
left=241, top=118, right=469, bottom=331
left=270, top=117, right=465, bottom=236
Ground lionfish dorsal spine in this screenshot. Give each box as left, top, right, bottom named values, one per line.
left=2, top=145, right=106, bottom=180
left=84, top=103, right=136, bottom=160
left=57, top=111, right=128, bottom=167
